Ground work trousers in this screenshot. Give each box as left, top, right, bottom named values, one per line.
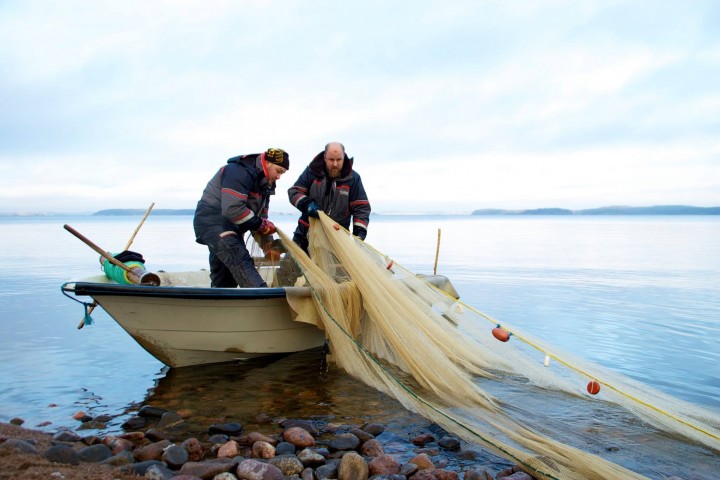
left=199, top=229, right=267, bottom=288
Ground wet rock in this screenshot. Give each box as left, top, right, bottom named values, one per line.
left=145, top=463, right=177, bottom=480
left=361, top=423, right=385, bottom=436
left=414, top=447, right=440, bottom=457
left=360, top=438, right=384, bottom=457
left=44, top=444, right=80, bottom=465
left=236, top=458, right=283, bottom=480
left=338, top=451, right=368, bottom=480
left=283, top=426, right=315, bottom=448
left=350, top=427, right=374, bottom=442
left=53, top=429, right=82, bottom=443
left=208, top=433, right=230, bottom=444
left=35, top=421, right=52, bottom=428
left=413, top=471, right=437, bottom=480
left=118, top=431, right=145, bottom=442
left=255, top=413, right=272, bottom=423
left=275, top=441, right=295, bottom=455
left=104, top=435, right=134, bottom=455
left=409, top=452, right=434, bottom=470
left=411, top=433, right=435, bottom=446
left=134, top=439, right=172, bottom=461
left=72, top=411, right=92, bottom=422
left=434, top=470, right=460, bottom=480
left=251, top=440, right=276, bottom=459
left=437, top=436, right=461, bottom=451
left=119, top=459, right=166, bottom=475
left=218, top=440, right=241, bottom=459
left=77, top=443, right=112, bottom=463
left=139, top=405, right=169, bottom=418
left=161, top=444, right=189, bottom=469
left=300, top=467, right=314, bottom=480
left=368, top=454, right=400, bottom=476
left=215, top=473, right=240, bottom=480
left=456, top=448, right=482, bottom=460
left=279, top=419, right=319, bottom=436
left=122, top=415, right=147, bottom=430
left=209, top=422, right=244, bottom=436
left=500, top=473, right=534, bottom=480
left=167, top=475, right=203, bottom=480
left=400, top=462, right=418, bottom=477
left=157, top=411, right=184, bottom=429
left=146, top=428, right=170, bottom=442
left=181, top=437, right=204, bottom=462
left=0, top=438, right=38, bottom=454
left=297, top=448, right=326, bottom=467
left=463, top=467, right=494, bottom=480
left=246, top=431, right=278, bottom=446
left=329, top=433, right=360, bottom=452
left=179, top=459, right=237, bottom=478
left=10, top=417, right=25, bottom=426
left=269, top=454, right=304, bottom=475
left=81, top=434, right=101, bottom=446
left=100, top=449, right=135, bottom=466
left=315, top=462, right=339, bottom=480
left=93, top=413, right=113, bottom=423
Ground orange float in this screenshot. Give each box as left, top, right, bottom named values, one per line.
left=333, top=223, right=340, bottom=231
left=491, top=325, right=510, bottom=342
left=587, top=380, right=601, bottom=395
left=386, top=259, right=394, bottom=270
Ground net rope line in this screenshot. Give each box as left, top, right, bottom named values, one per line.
left=356, top=223, right=720, bottom=444
left=273, top=215, right=692, bottom=480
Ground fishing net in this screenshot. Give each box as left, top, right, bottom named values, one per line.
left=264, top=212, right=719, bottom=480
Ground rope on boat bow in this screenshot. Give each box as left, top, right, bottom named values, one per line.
left=60, top=282, right=95, bottom=327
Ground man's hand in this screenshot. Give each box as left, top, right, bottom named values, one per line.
left=307, top=201, right=320, bottom=218
left=257, top=218, right=276, bottom=236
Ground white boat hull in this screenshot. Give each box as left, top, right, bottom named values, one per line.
left=63, top=271, right=326, bottom=368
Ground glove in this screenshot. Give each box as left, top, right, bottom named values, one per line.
left=257, top=218, right=276, bottom=236
left=353, top=226, right=367, bottom=240
left=306, top=201, right=320, bottom=218
left=265, top=249, right=281, bottom=261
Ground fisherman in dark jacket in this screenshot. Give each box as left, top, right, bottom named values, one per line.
left=288, top=142, right=371, bottom=253
left=193, top=148, right=289, bottom=288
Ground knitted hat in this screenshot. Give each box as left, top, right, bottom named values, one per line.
left=264, top=148, right=290, bottom=169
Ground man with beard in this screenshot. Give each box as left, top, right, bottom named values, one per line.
left=288, top=142, right=371, bottom=253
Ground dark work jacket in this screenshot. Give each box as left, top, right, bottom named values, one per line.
left=193, top=154, right=275, bottom=243
left=288, top=151, right=371, bottom=237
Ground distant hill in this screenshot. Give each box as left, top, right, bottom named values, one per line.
left=471, top=205, right=720, bottom=215
left=93, top=209, right=195, bottom=216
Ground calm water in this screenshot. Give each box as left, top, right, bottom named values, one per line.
left=0, top=214, right=718, bottom=475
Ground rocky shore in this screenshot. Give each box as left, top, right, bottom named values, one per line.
left=0, top=406, right=535, bottom=480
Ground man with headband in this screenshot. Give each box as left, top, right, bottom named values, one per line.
left=193, top=148, right=289, bottom=288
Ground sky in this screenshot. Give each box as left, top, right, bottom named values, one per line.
left=1, top=0, right=719, bottom=214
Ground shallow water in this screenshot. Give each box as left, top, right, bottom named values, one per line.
left=0, top=214, right=718, bottom=477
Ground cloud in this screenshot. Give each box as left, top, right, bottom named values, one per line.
left=0, top=0, right=718, bottom=213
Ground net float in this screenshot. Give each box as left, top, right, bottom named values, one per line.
left=492, top=325, right=511, bottom=342
left=544, top=355, right=550, bottom=367
left=587, top=380, right=601, bottom=395
left=386, top=259, right=394, bottom=270
left=333, top=223, right=340, bottom=231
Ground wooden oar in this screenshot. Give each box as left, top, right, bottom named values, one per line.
left=78, top=203, right=156, bottom=329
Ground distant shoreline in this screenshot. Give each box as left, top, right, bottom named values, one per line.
left=1, top=205, right=719, bottom=216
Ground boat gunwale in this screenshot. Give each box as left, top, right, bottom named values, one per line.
left=63, top=282, right=298, bottom=300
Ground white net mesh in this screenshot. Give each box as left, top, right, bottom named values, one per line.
left=268, top=213, right=719, bottom=480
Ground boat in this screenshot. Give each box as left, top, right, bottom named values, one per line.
left=62, top=268, right=459, bottom=368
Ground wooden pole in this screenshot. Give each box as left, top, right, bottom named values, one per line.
left=78, top=203, right=156, bottom=329
left=123, top=202, right=154, bottom=250
left=433, top=228, right=441, bottom=276
left=64, top=224, right=161, bottom=286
